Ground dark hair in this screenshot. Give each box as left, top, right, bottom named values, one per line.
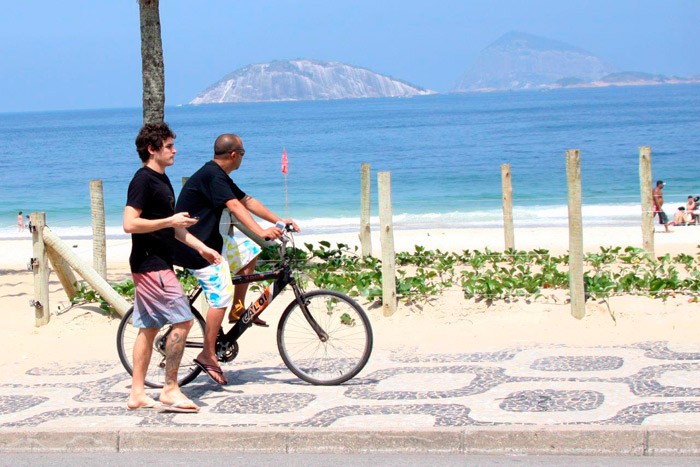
left=18, top=211, right=22, bottom=215
left=695, top=196, right=700, bottom=202
left=680, top=206, right=686, bottom=211
left=656, top=180, right=664, bottom=186
left=135, top=123, right=176, bottom=162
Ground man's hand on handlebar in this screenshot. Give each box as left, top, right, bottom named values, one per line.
left=262, top=226, right=283, bottom=241
left=281, top=219, right=300, bottom=233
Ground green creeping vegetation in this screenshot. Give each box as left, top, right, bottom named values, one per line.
left=72, top=279, right=135, bottom=314
left=71, top=243, right=700, bottom=314
left=257, top=243, right=700, bottom=304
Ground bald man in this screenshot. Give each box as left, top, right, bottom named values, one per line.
left=174, top=134, right=299, bottom=385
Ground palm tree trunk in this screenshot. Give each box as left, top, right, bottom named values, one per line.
left=139, top=0, right=165, bottom=124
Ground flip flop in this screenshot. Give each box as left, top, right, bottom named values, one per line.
left=127, top=400, right=165, bottom=412
left=160, top=399, right=200, bottom=413
left=193, top=358, right=228, bottom=385
left=252, top=316, right=269, bottom=327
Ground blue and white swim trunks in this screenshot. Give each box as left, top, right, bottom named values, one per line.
left=190, top=235, right=261, bottom=309
left=222, top=234, right=261, bottom=275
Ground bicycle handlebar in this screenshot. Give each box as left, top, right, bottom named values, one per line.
left=263, top=221, right=296, bottom=241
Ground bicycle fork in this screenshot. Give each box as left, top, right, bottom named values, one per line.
left=290, top=279, right=329, bottom=342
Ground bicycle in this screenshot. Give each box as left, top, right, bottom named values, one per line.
left=116, top=224, right=373, bottom=387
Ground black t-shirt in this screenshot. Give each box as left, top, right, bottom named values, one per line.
left=174, top=161, right=246, bottom=269
left=126, top=166, right=177, bottom=273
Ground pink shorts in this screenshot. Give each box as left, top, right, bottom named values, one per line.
left=132, top=269, right=192, bottom=328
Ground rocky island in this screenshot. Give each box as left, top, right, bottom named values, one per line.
left=190, top=59, right=435, bottom=104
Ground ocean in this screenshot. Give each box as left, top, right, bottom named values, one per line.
left=1, top=84, right=699, bottom=239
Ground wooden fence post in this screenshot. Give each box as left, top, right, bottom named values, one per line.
left=566, top=150, right=585, bottom=320
left=46, top=246, right=78, bottom=301
left=31, top=212, right=50, bottom=326
left=360, top=163, right=372, bottom=257
left=90, top=179, right=107, bottom=279
left=639, top=146, right=655, bottom=257
left=501, top=163, right=515, bottom=251
left=378, top=171, right=397, bottom=317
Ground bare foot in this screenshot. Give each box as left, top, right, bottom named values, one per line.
left=127, top=395, right=160, bottom=410
left=194, top=357, right=228, bottom=385
left=195, top=351, right=218, bottom=367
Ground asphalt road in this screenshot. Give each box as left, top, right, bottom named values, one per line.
left=1, top=453, right=700, bottom=466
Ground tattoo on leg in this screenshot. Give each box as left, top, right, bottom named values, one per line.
left=165, top=330, right=185, bottom=387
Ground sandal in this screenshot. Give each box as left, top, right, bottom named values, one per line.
left=193, top=358, right=228, bottom=385
left=127, top=399, right=165, bottom=412
left=227, top=315, right=269, bottom=327
left=159, top=399, right=199, bottom=413
left=252, top=316, right=269, bottom=327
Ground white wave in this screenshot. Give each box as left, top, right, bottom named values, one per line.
left=0, top=202, right=656, bottom=239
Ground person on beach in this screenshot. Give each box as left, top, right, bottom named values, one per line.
left=174, top=133, right=299, bottom=385
left=686, top=196, right=698, bottom=224
left=673, top=206, right=688, bottom=226
left=124, top=122, right=223, bottom=412
left=653, top=180, right=672, bottom=233
left=17, top=212, right=24, bottom=232
left=26, top=214, right=32, bottom=231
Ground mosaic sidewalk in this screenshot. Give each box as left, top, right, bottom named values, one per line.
left=1, top=341, right=700, bottom=430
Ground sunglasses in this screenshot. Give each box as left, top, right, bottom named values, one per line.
left=233, top=149, right=245, bottom=156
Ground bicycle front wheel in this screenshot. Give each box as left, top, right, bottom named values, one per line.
left=116, top=305, right=205, bottom=388
left=277, top=290, right=373, bottom=385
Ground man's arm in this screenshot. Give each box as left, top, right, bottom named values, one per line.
left=123, top=206, right=197, bottom=234
left=240, top=196, right=300, bottom=232
left=124, top=206, right=221, bottom=265
left=225, top=198, right=283, bottom=240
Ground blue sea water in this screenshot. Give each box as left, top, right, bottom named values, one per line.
left=1, top=84, right=699, bottom=238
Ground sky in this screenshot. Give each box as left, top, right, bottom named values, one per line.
left=0, top=0, right=698, bottom=112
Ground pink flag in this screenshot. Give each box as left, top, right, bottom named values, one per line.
left=281, top=148, right=288, bottom=175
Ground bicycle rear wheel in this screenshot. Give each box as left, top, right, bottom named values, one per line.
left=277, top=290, right=373, bottom=385
left=116, top=305, right=204, bottom=388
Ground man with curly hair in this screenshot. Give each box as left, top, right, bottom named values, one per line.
left=123, top=122, right=222, bottom=412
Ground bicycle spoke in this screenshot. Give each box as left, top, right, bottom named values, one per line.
left=278, top=291, right=373, bottom=385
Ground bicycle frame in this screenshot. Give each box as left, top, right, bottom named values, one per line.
left=187, top=260, right=329, bottom=353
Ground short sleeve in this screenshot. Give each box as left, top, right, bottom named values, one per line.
left=230, top=180, right=246, bottom=201
left=209, top=172, right=246, bottom=207
left=126, top=171, right=148, bottom=210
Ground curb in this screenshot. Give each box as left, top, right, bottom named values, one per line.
left=1, top=427, right=699, bottom=455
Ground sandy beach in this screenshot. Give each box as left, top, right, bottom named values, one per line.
left=1, top=224, right=699, bottom=370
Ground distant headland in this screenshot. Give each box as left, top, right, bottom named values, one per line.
left=451, top=31, right=700, bottom=93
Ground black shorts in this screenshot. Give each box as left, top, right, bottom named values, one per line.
left=658, top=211, right=669, bottom=225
